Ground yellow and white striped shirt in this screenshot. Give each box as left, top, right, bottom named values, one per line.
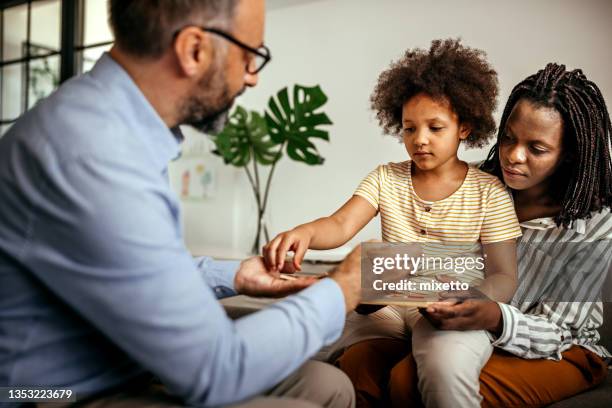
left=355, top=161, right=522, bottom=288
left=355, top=161, right=522, bottom=244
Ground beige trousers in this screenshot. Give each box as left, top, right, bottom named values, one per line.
left=40, top=360, right=355, bottom=408
left=317, top=306, right=492, bottom=408
left=411, top=317, right=492, bottom=408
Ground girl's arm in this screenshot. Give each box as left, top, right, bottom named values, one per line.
left=476, top=179, right=522, bottom=302
left=263, top=196, right=377, bottom=271
left=421, top=240, right=518, bottom=331
left=478, top=239, right=518, bottom=303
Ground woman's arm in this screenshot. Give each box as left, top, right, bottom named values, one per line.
left=423, top=239, right=611, bottom=359
left=488, top=301, right=577, bottom=360
left=263, top=196, right=377, bottom=271
left=491, top=239, right=611, bottom=359
left=421, top=299, right=575, bottom=360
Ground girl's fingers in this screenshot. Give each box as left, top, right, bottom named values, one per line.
left=265, top=235, right=283, bottom=270
left=280, top=260, right=298, bottom=274
left=293, top=240, right=309, bottom=272
left=276, top=237, right=296, bottom=271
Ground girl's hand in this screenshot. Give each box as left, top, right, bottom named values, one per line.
left=263, top=226, right=313, bottom=272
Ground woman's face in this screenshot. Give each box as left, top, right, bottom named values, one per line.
left=499, top=99, right=565, bottom=191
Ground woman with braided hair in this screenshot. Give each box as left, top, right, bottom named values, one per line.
left=482, top=63, right=612, bottom=226
left=336, top=63, right=612, bottom=407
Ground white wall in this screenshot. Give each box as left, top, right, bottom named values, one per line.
left=176, top=0, right=612, bottom=257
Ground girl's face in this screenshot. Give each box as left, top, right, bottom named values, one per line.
left=498, top=99, right=565, bottom=192
left=402, top=93, right=470, bottom=171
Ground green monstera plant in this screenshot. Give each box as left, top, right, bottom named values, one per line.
left=211, top=84, right=333, bottom=254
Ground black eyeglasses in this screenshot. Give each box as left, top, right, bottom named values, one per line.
left=175, top=26, right=271, bottom=74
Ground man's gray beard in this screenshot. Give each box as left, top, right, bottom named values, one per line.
left=180, top=62, right=234, bottom=135
left=188, top=106, right=231, bottom=135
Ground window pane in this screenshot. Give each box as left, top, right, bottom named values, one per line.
left=78, top=43, right=111, bottom=74
left=82, top=0, right=113, bottom=46
left=1, top=64, right=23, bottom=121
left=28, top=55, right=59, bottom=109
left=2, top=4, right=28, bottom=61
left=31, top=0, right=61, bottom=53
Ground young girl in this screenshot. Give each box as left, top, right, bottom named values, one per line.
left=264, top=39, right=522, bottom=407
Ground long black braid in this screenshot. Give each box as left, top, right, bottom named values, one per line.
left=481, top=63, right=612, bottom=227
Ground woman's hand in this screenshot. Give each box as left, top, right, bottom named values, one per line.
left=419, top=299, right=503, bottom=335
left=263, top=225, right=314, bottom=272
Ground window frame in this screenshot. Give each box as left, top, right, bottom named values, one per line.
left=0, top=0, right=112, bottom=126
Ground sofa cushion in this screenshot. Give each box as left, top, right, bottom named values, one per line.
left=548, top=372, right=611, bottom=408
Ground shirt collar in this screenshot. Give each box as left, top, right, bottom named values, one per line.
left=506, top=185, right=587, bottom=234
left=89, top=53, right=182, bottom=169
left=520, top=217, right=587, bottom=234
left=520, top=217, right=556, bottom=230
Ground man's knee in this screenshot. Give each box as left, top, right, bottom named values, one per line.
left=283, top=361, right=355, bottom=408
left=228, top=396, right=322, bottom=408
left=305, top=361, right=355, bottom=408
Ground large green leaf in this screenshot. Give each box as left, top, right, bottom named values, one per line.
left=265, top=85, right=333, bottom=165
left=211, top=106, right=280, bottom=167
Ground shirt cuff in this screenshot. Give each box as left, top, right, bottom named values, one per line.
left=291, top=277, right=346, bottom=345
left=194, top=256, right=240, bottom=298
left=490, top=302, right=515, bottom=347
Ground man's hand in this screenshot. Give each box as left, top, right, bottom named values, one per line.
left=234, top=256, right=317, bottom=298
left=419, top=299, right=503, bottom=334
left=329, top=244, right=362, bottom=313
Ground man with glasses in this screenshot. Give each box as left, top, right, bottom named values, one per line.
left=0, top=1, right=361, bottom=407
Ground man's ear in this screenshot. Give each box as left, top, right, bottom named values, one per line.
left=459, top=123, right=472, bottom=140
left=173, top=27, right=214, bottom=77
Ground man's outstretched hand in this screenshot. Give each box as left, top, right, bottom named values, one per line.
left=234, top=256, right=318, bottom=298
left=329, top=244, right=362, bottom=313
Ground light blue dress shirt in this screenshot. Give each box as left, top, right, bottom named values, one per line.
left=0, top=53, right=345, bottom=406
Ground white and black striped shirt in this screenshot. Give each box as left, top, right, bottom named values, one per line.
left=492, top=208, right=612, bottom=361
